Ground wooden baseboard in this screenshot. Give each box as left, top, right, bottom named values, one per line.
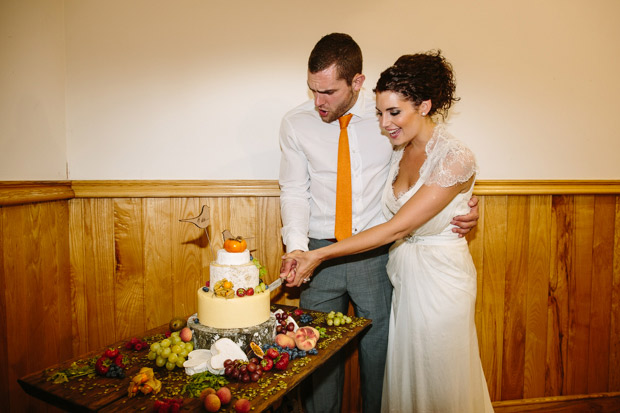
left=492, top=392, right=620, bottom=412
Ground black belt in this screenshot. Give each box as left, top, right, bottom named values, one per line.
left=324, top=238, right=338, bottom=243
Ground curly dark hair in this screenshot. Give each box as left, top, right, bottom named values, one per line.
left=308, top=33, right=363, bottom=85
left=374, top=50, right=459, bottom=119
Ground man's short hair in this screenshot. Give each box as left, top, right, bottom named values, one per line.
left=308, top=33, right=363, bottom=85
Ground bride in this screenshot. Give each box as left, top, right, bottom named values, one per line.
left=283, top=50, right=494, bottom=412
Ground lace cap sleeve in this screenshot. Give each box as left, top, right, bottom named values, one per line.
left=420, top=126, right=477, bottom=188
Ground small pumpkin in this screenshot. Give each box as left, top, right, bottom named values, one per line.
left=224, top=237, right=247, bottom=253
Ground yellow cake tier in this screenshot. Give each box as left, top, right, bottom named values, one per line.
left=196, top=288, right=271, bottom=329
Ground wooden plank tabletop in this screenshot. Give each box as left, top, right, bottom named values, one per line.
left=18, top=305, right=371, bottom=412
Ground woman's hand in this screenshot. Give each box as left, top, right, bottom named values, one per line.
left=281, top=250, right=322, bottom=287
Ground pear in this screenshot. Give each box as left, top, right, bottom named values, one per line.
left=169, top=317, right=187, bottom=332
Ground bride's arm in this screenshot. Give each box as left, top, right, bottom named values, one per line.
left=283, top=176, right=473, bottom=287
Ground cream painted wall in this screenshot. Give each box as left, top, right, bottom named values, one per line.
left=0, top=0, right=67, bottom=180
left=3, top=1, right=619, bottom=180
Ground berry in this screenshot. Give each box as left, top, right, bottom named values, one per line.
left=246, top=287, right=254, bottom=296
left=104, top=348, right=119, bottom=359
left=114, top=354, right=125, bottom=368
left=266, top=347, right=279, bottom=360
left=236, top=288, right=246, bottom=297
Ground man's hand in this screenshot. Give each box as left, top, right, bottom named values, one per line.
left=281, top=250, right=321, bottom=287
left=451, top=195, right=479, bottom=237
left=280, top=251, right=300, bottom=284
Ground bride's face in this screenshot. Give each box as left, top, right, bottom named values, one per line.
left=375, top=91, right=429, bottom=146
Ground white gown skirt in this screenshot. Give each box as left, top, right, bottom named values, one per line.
left=380, top=238, right=493, bottom=413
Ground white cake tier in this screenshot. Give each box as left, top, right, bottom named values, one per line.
left=210, top=261, right=259, bottom=291
left=216, top=249, right=251, bottom=265
left=196, top=288, right=271, bottom=329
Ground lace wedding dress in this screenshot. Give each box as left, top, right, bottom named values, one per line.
left=380, top=126, right=493, bottom=412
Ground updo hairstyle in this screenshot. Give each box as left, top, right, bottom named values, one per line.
left=374, top=50, right=459, bottom=119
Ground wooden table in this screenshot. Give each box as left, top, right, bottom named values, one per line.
left=18, top=306, right=370, bottom=412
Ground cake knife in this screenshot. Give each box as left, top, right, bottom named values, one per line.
left=268, top=278, right=283, bottom=291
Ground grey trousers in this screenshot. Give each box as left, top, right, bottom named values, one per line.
left=300, top=238, right=393, bottom=413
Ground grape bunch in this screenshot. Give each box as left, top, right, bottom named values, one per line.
left=326, top=311, right=352, bottom=326
left=147, top=331, right=194, bottom=371
left=275, top=311, right=296, bottom=334
left=223, top=358, right=264, bottom=383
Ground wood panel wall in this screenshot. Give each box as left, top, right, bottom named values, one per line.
left=1, top=180, right=619, bottom=412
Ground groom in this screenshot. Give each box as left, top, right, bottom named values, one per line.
left=278, top=33, right=478, bottom=413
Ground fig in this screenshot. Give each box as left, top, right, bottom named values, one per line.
left=169, top=317, right=187, bottom=332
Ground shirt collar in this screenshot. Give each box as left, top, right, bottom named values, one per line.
left=337, top=89, right=369, bottom=123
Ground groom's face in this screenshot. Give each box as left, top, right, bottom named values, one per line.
left=307, top=64, right=361, bottom=124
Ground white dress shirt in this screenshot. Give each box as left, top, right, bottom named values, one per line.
left=279, top=90, right=394, bottom=252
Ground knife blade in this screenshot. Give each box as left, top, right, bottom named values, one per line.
left=268, top=278, right=283, bottom=290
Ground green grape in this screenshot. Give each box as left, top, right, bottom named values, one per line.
left=171, top=344, right=181, bottom=354
left=345, top=316, right=352, bottom=324
left=327, top=312, right=335, bottom=319
left=333, top=318, right=341, bottom=326
left=157, top=348, right=163, bottom=356
left=161, top=347, right=172, bottom=358
left=179, top=349, right=189, bottom=358
left=155, top=356, right=166, bottom=367
left=185, top=342, right=194, bottom=352
left=171, top=336, right=182, bottom=345
left=160, top=338, right=171, bottom=348
left=175, top=357, right=186, bottom=368
left=165, top=361, right=176, bottom=371
left=170, top=331, right=180, bottom=338
left=336, top=312, right=343, bottom=318
left=168, top=353, right=179, bottom=363
left=327, top=318, right=334, bottom=326
left=147, top=351, right=157, bottom=361
left=177, top=342, right=186, bottom=350
left=150, top=342, right=161, bottom=353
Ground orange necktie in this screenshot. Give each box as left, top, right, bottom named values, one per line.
left=335, top=113, right=353, bottom=241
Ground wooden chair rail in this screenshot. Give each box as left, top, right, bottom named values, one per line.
left=2, top=180, right=620, bottom=205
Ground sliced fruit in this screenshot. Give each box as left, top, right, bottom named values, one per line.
left=250, top=342, right=264, bottom=359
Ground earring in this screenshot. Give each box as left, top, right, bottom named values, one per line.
left=421, top=112, right=426, bottom=116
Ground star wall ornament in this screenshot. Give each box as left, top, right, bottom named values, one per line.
left=179, top=205, right=214, bottom=257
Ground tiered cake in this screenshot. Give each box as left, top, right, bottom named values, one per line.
left=189, top=245, right=275, bottom=350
